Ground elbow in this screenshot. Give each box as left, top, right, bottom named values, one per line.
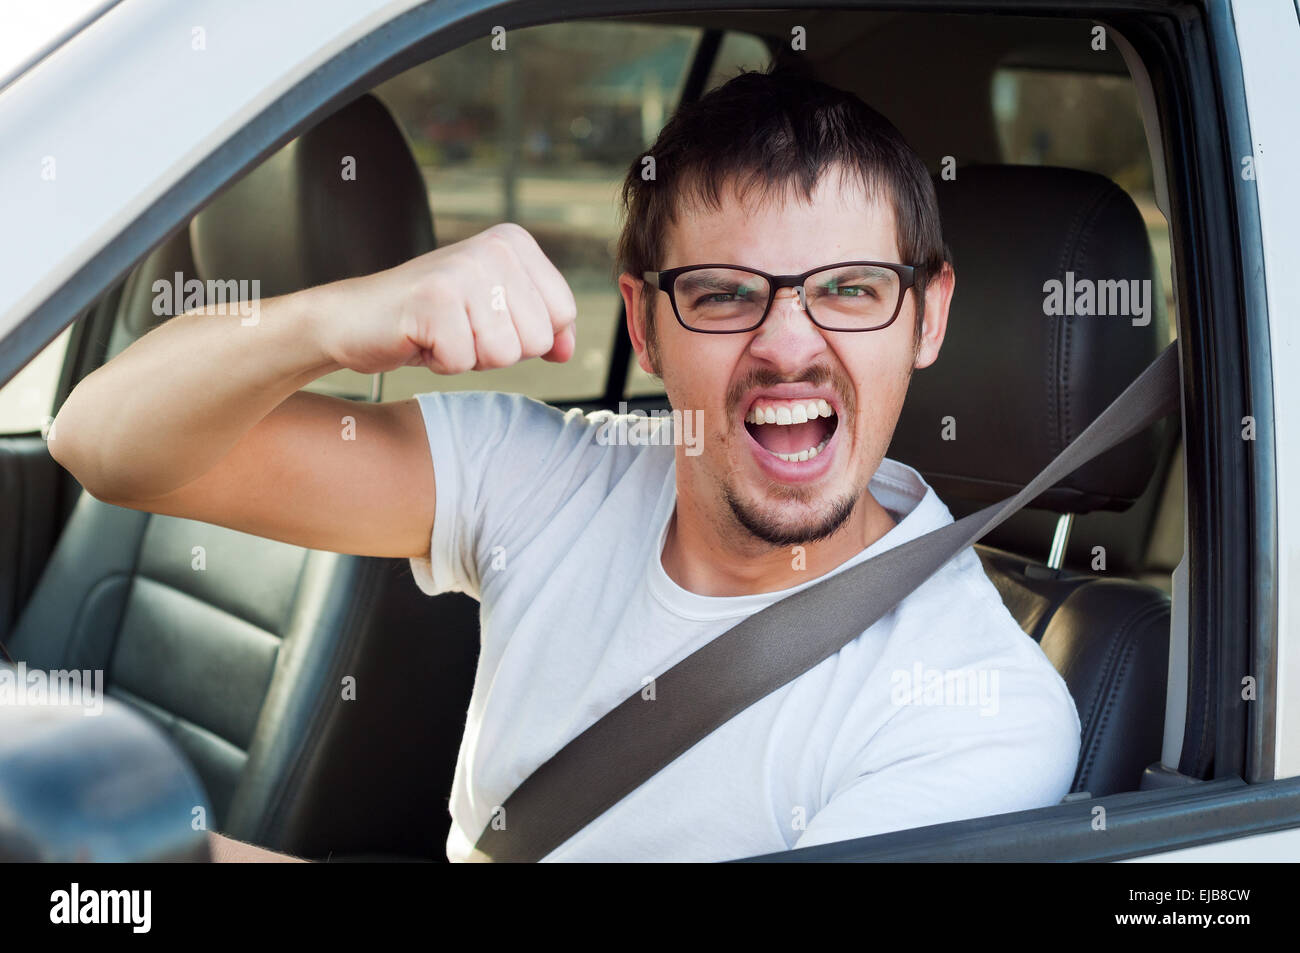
left=45, top=416, right=85, bottom=483
left=46, top=416, right=128, bottom=506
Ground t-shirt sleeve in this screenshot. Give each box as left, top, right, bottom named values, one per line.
left=792, top=637, right=1081, bottom=850
left=407, top=390, right=602, bottom=599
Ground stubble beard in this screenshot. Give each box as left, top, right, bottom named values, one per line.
left=722, top=479, right=863, bottom=548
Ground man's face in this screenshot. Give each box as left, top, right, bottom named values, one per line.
left=621, top=167, right=950, bottom=551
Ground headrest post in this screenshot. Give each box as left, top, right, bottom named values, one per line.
left=1047, top=512, right=1074, bottom=570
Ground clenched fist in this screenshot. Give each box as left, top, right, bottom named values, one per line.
left=313, top=222, right=578, bottom=376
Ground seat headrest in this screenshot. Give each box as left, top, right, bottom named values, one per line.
left=190, top=94, right=435, bottom=297
left=889, top=165, right=1172, bottom=514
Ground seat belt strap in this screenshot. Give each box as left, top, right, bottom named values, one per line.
left=475, top=342, right=1181, bottom=862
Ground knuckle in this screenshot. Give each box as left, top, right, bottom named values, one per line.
left=482, top=222, right=527, bottom=254
left=481, top=229, right=514, bottom=259
left=431, top=318, right=475, bottom=374
left=515, top=314, right=553, bottom=354
left=478, top=333, right=521, bottom=369
left=439, top=346, right=475, bottom=375
left=491, top=221, right=528, bottom=241
left=552, top=296, right=578, bottom=327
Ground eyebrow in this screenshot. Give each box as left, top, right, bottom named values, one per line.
left=808, top=264, right=894, bottom=282
left=677, top=272, right=759, bottom=293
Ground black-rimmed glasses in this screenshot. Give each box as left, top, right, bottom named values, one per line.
left=642, top=261, right=916, bottom=333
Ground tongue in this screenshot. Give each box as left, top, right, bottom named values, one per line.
left=749, top=417, right=831, bottom=454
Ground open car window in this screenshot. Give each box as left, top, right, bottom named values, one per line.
left=299, top=22, right=771, bottom=405
left=0, top=0, right=1288, bottom=875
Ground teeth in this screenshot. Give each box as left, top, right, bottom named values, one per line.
left=746, top=399, right=836, bottom=426
left=769, top=434, right=831, bottom=463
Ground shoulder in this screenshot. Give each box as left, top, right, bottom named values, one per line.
left=892, top=546, right=1077, bottom=701
left=869, top=534, right=1082, bottom=756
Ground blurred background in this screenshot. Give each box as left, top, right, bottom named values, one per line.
left=0, top=18, right=1172, bottom=427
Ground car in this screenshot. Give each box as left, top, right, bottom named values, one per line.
left=0, top=0, right=1296, bottom=867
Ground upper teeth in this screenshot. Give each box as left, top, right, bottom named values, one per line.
left=745, top=399, right=834, bottom=426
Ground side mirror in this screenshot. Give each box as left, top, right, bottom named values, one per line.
left=0, top=669, right=211, bottom=861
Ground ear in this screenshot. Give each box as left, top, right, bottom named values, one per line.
left=619, top=271, right=659, bottom=376
left=914, top=261, right=954, bottom=370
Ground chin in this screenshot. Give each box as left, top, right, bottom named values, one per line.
left=723, top=485, right=860, bottom=548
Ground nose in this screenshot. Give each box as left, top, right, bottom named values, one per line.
left=746, top=286, right=830, bottom=369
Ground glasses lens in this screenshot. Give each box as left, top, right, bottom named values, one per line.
left=804, top=264, right=901, bottom=330
left=673, top=268, right=771, bottom=331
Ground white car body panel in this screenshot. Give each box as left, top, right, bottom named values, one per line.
left=0, top=0, right=424, bottom=342
left=0, top=0, right=1294, bottom=861
left=1125, top=824, right=1300, bottom=861
left=1233, top=0, right=1300, bottom=782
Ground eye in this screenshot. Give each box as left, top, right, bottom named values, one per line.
left=695, top=284, right=762, bottom=306
left=814, top=282, right=877, bottom=299
left=814, top=276, right=886, bottom=300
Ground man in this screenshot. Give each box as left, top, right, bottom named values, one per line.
left=50, top=68, right=1079, bottom=862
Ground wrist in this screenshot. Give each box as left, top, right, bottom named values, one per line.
left=279, top=282, right=347, bottom=381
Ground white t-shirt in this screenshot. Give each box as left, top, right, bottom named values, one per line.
left=409, top=390, right=1081, bottom=862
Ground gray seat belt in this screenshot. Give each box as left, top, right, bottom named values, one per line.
left=475, top=342, right=1180, bottom=862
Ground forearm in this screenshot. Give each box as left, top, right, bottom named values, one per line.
left=51, top=287, right=341, bottom=502
left=208, top=831, right=310, bottom=863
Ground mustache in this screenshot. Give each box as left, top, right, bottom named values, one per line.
left=726, top=364, right=854, bottom=420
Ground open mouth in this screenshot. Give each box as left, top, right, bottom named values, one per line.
left=743, top=398, right=840, bottom=463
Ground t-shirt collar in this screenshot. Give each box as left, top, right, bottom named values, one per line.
left=646, top=457, right=953, bottom=622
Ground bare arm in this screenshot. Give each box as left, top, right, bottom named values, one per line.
left=48, top=223, right=577, bottom=559
left=208, top=831, right=309, bottom=863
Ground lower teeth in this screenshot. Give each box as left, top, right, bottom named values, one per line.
left=770, top=435, right=830, bottom=463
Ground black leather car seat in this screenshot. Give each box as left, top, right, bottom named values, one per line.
left=890, top=164, right=1178, bottom=796
left=12, top=94, right=461, bottom=855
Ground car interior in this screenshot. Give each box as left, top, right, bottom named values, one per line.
left=0, top=9, right=1188, bottom=860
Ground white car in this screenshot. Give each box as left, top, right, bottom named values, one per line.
left=0, top=0, right=1296, bottom=869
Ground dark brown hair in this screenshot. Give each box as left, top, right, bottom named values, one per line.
left=616, top=66, right=949, bottom=363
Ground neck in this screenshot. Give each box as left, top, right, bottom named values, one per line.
left=661, top=478, right=898, bottom=598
